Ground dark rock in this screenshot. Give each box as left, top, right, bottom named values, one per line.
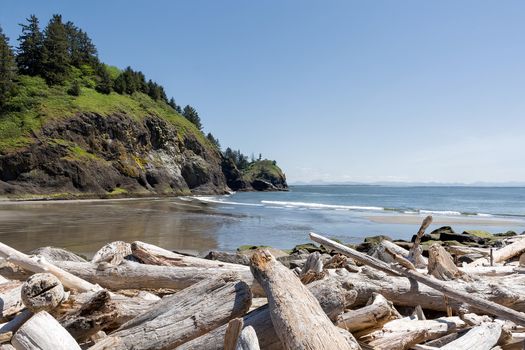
left=439, top=232, right=485, bottom=244
left=495, top=231, right=518, bottom=237
left=251, top=178, right=277, bottom=191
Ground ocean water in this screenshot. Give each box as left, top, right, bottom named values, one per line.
left=0, top=185, right=524, bottom=257
left=192, top=185, right=525, bottom=250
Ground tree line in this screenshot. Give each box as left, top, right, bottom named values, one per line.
left=0, top=14, right=271, bottom=169
left=0, top=14, right=203, bottom=131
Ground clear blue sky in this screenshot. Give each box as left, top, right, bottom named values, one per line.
left=2, top=1, right=525, bottom=184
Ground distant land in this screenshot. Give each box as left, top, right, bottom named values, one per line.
left=289, top=180, right=525, bottom=187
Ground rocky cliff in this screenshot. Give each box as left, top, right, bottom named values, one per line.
left=0, top=113, right=232, bottom=198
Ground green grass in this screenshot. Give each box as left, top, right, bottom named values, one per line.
left=243, top=159, right=284, bottom=182
left=0, top=74, right=216, bottom=154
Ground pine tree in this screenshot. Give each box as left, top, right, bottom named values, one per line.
left=0, top=27, right=17, bottom=107
left=95, top=65, right=112, bottom=94
left=206, top=133, right=221, bottom=149
left=42, top=14, right=70, bottom=84
left=113, top=74, right=126, bottom=94
left=65, top=21, right=98, bottom=68
left=16, top=15, right=43, bottom=76
left=168, top=97, right=177, bottom=110
left=182, top=105, right=202, bottom=130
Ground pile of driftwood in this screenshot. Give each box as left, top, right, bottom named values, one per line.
left=0, top=216, right=525, bottom=349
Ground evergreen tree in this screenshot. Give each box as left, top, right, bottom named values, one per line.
left=65, top=21, right=98, bottom=68
left=168, top=97, right=177, bottom=110
left=95, top=64, right=112, bottom=94
left=113, top=73, right=126, bottom=94
left=147, top=80, right=160, bottom=100
left=16, top=15, right=43, bottom=76
left=41, top=14, right=70, bottom=84
left=67, top=80, right=81, bottom=96
left=206, top=133, right=221, bottom=149
left=182, top=105, right=202, bottom=130
left=0, top=27, right=17, bottom=108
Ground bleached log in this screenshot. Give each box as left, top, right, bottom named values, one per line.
left=408, top=215, right=432, bottom=268
left=53, top=290, right=157, bottom=341
left=310, top=233, right=525, bottom=326
left=12, top=311, right=81, bottom=350
left=89, top=273, right=252, bottom=350
left=0, top=242, right=96, bottom=293
left=29, top=247, right=86, bottom=263
left=0, top=310, right=33, bottom=344
left=336, top=293, right=398, bottom=334
left=131, top=241, right=248, bottom=271
left=58, top=260, right=263, bottom=295
left=21, top=273, right=65, bottom=313
left=362, top=316, right=466, bottom=350
left=92, top=241, right=132, bottom=265
left=301, top=252, right=323, bottom=275
left=204, top=251, right=250, bottom=266
left=178, top=276, right=354, bottom=350
left=468, top=238, right=525, bottom=267
left=428, top=243, right=470, bottom=281
left=250, top=249, right=360, bottom=350
left=371, top=240, right=427, bottom=266
left=236, top=326, right=260, bottom=350
left=0, top=283, right=24, bottom=322
left=440, top=322, right=502, bottom=350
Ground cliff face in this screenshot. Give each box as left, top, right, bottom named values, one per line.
left=0, top=113, right=231, bottom=198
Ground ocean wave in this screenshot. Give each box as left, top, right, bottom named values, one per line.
left=260, top=200, right=384, bottom=211
left=419, top=209, right=462, bottom=216
left=191, top=196, right=264, bottom=207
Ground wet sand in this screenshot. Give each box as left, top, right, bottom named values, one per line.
left=365, top=214, right=525, bottom=226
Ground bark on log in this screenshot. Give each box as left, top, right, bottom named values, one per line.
left=224, top=318, right=244, bottom=350
left=177, top=277, right=353, bottom=350
left=250, top=249, right=360, bottom=350
left=440, top=322, right=502, bottom=350
left=92, top=241, right=132, bottom=265
left=89, top=273, right=252, bottom=350
left=0, top=243, right=96, bottom=293
left=408, top=215, right=432, bottom=268
left=204, top=251, right=250, bottom=266
left=21, top=273, right=65, bottom=312
left=58, top=260, right=263, bottom=295
left=362, top=316, right=466, bottom=350
left=236, top=326, right=260, bottom=350
left=468, top=238, right=525, bottom=267
left=11, top=311, right=81, bottom=350
left=336, top=293, right=398, bottom=334
left=310, top=233, right=525, bottom=326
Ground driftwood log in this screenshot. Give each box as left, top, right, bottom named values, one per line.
left=178, top=277, right=354, bottom=350
left=250, top=249, right=360, bottom=350
left=236, top=326, right=260, bottom=350
left=362, top=316, right=466, bottom=350
left=224, top=318, right=244, bottom=350
left=467, top=237, right=525, bottom=267
left=311, top=232, right=525, bottom=326
left=21, top=273, right=65, bottom=313
left=11, top=311, right=81, bottom=350
left=427, top=243, right=471, bottom=281
left=440, top=322, right=502, bottom=350
left=0, top=283, right=24, bottom=322
left=92, top=242, right=132, bottom=265
left=90, top=273, right=252, bottom=350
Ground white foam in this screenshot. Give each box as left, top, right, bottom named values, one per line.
left=260, top=200, right=384, bottom=211
left=191, top=196, right=263, bottom=207
left=419, top=209, right=462, bottom=216
left=476, top=213, right=493, bottom=217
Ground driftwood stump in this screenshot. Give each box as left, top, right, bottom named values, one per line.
left=21, top=273, right=65, bottom=313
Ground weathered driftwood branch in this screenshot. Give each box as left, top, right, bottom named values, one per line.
left=131, top=241, right=249, bottom=271
left=0, top=242, right=96, bottom=293
left=467, top=237, right=525, bottom=267
left=250, top=249, right=360, bottom=350
left=310, top=232, right=525, bottom=326
left=58, top=260, right=263, bottom=295
left=361, top=316, right=466, bottom=350
left=427, top=243, right=471, bottom=281
left=11, top=311, right=81, bottom=350
left=440, top=322, right=502, bottom=350
left=92, top=242, right=132, bottom=265
left=336, top=293, right=398, bottom=334
left=178, top=277, right=354, bottom=350
left=89, top=273, right=252, bottom=350
left=0, top=310, right=33, bottom=345
left=0, top=282, right=24, bottom=322
left=408, top=215, right=432, bottom=268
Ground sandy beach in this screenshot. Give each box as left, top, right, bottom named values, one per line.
left=366, top=214, right=525, bottom=227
